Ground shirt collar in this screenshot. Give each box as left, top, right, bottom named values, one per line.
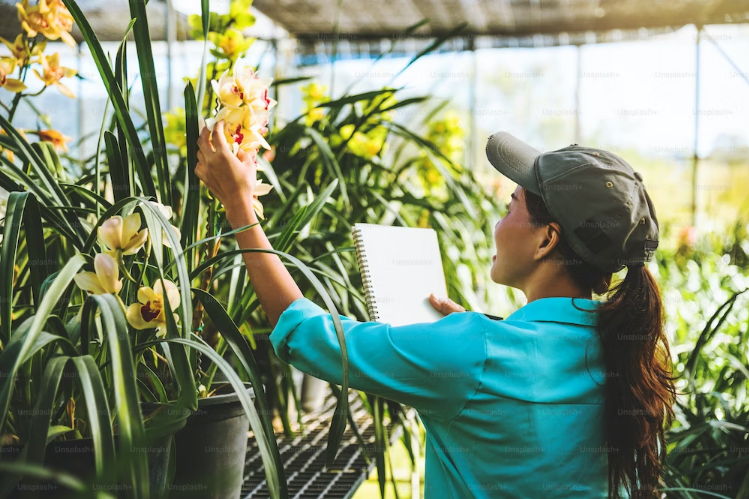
left=505, top=297, right=602, bottom=326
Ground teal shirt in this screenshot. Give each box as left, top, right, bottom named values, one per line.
left=270, top=296, right=610, bottom=498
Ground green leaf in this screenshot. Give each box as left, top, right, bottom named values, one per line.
left=1, top=192, right=47, bottom=343
left=306, top=128, right=349, bottom=207
left=138, top=199, right=198, bottom=411
left=128, top=0, right=171, bottom=204
left=181, top=82, right=201, bottom=275
left=271, top=76, right=314, bottom=87
left=83, top=294, right=149, bottom=496
left=61, top=0, right=157, bottom=200
left=192, top=288, right=288, bottom=498
left=186, top=247, right=349, bottom=467
left=196, top=0, right=210, bottom=111
left=0, top=255, right=85, bottom=437
left=317, top=89, right=397, bottom=109
left=105, top=131, right=130, bottom=203
left=164, top=336, right=286, bottom=499
left=46, top=426, right=73, bottom=445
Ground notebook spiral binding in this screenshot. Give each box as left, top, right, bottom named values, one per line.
left=352, top=226, right=379, bottom=321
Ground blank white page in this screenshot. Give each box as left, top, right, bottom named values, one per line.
left=352, top=223, right=448, bottom=326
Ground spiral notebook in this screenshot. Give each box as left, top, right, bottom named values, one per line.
left=351, top=223, right=449, bottom=326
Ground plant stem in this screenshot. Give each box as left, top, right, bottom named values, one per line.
left=8, top=37, right=36, bottom=123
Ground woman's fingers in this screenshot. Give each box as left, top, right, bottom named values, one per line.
left=198, top=126, right=213, bottom=154
left=211, top=120, right=230, bottom=154
left=197, top=149, right=205, bottom=165
left=429, top=294, right=466, bottom=315
left=236, top=148, right=255, bottom=170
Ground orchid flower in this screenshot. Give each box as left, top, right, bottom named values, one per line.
left=32, top=53, right=77, bottom=99
left=126, top=280, right=180, bottom=336
left=16, top=0, right=76, bottom=48
left=73, top=254, right=122, bottom=295
left=0, top=57, right=25, bottom=93
left=98, top=213, right=148, bottom=256
left=150, top=201, right=182, bottom=248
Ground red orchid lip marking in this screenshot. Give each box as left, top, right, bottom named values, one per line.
left=140, top=301, right=160, bottom=322
left=234, top=124, right=244, bottom=144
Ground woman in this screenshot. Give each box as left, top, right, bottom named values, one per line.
left=196, top=123, right=676, bottom=498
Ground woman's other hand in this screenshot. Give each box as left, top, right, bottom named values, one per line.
left=429, top=293, right=466, bottom=316
left=196, top=120, right=256, bottom=214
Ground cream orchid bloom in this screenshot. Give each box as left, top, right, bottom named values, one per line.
left=98, top=213, right=148, bottom=256
left=252, top=178, right=273, bottom=220
left=73, top=254, right=122, bottom=295
left=149, top=201, right=181, bottom=248
left=206, top=69, right=274, bottom=156
left=126, top=280, right=180, bottom=335
left=207, top=105, right=267, bottom=155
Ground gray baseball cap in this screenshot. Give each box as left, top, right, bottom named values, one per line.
left=485, top=131, right=659, bottom=274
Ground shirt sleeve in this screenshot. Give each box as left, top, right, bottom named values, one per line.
left=269, top=297, right=487, bottom=421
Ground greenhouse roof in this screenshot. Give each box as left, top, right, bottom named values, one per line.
left=0, top=0, right=191, bottom=42
left=254, top=0, right=749, bottom=40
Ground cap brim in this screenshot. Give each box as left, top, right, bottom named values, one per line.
left=485, top=132, right=542, bottom=195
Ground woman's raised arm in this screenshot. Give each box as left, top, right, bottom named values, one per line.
left=195, top=120, right=303, bottom=327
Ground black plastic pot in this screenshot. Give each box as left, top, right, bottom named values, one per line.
left=167, top=383, right=255, bottom=499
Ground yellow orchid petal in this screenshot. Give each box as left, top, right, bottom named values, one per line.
left=153, top=279, right=180, bottom=310
left=121, top=213, right=142, bottom=244
left=161, top=280, right=180, bottom=311
left=254, top=180, right=273, bottom=197
left=137, top=286, right=157, bottom=305
left=31, top=68, right=44, bottom=83
left=54, top=81, right=76, bottom=99
left=121, top=228, right=147, bottom=255
left=150, top=201, right=173, bottom=220
left=94, top=253, right=121, bottom=294
left=126, top=303, right=156, bottom=330
left=59, top=30, right=76, bottom=49
left=3, top=79, right=26, bottom=93
left=73, top=272, right=107, bottom=295
left=98, top=216, right=124, bottom=250
left=162, top=225, right=181, bottom=248
left=252, top=197, right=265, bottom=220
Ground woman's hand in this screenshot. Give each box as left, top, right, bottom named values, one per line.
left=196, top=120, right=256, bottom=216
left=429, top=293, right=466, bottom=316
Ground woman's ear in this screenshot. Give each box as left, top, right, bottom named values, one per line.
left=534, top=222, right=563, bottom=262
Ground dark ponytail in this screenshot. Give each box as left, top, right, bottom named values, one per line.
left=524, top=188, right=676, bottom=499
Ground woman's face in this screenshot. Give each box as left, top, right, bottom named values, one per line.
left=490, top=186, right=545, bottom=287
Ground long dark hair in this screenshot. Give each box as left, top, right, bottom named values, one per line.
left=523, top=187, right=676, bottom=499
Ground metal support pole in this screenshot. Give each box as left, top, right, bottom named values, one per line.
left=691, top=25, right=701, bottom=228
left=468, top=36, right=477, bottom=170
left=165, top=0, right=176, bottom=110
left=573, top=44, right=582, bottom=144
left=77, top=43, right=84, bottom=164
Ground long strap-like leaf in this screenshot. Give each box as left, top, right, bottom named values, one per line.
left=128, top=0, right=171, bottom=205
left=192, top=288, right=288, bottom=498
left=0, top=255, right=85, bottom=438
left=181, top=82, right=201, bottom=275
left=61, top=0, right=157, bottom=200
left=0, top=192, right=47, bottom=343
